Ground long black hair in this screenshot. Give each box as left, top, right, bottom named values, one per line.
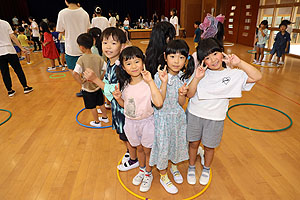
left=88, top=27, right=102, bottom=56
left=161, top=39, right=195, bottom=80
left=145, top=21, right=176, bottom=78
left=116, top=46, right=145, bottom=91
left=196, top=38, right=226, bottom=68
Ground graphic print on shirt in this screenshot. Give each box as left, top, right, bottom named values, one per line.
left=222, top=77, right=231, bottom=85
left=125, top=98, right=136, bottom=118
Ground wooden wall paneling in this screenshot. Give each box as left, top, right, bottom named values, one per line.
left=236, top=0, right=260, bottom=46
left=224, top=0, right=241, bottom=43
left=180, top=0, right=202, bottom=37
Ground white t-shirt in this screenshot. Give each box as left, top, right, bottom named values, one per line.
left=30, top=21, right=40, bottom=37
left=123, top=20, right=129, bottom=26
left=187, top=68, right=255, bottom=120
left=170, top=16, right=179, bottom=36
left=56, top=7, right=90, bottom=56
left=109, top=17, right=116, bottom=27
left=0, top=19, right=16, bottom=56
left=91, top=16, right=109, bottom=31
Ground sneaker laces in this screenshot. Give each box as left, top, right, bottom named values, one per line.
left=161, top=176, right=173, bottom=187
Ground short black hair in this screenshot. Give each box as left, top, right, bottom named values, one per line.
left=100, top=27, right=126, bottom=44
left=279, top=23, right=287, bottom=29
left=194, top=21, right=201, bottom=25
left=24, top=24, right=28, bottom=28
left=18, top=27, right=25, bottom=32
left=49, top=22, right=56, bottom=30
left=66, top=0, right=80, bottom=4
left=77, top=33, right=93, bottom=49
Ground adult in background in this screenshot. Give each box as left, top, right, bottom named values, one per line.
left=0, top=19, right=33, bottom=97
left=28, top=17, right=41, bottom=52
left=91, top=6, right=109, bottom=32
left=56, top=0, right=90, bottom=97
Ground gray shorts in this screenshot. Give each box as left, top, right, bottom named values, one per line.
left=186, top=111, right=224, bottom=148
left=256, top=44, right=265, bottom=48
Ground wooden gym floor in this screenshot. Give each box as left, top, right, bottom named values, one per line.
left=0, top=37, right=299, bottom=200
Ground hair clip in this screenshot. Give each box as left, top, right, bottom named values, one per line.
left=187, top=55, right=191, bottom=60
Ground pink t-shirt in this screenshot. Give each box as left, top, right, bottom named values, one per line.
left=122, top=80, right=153, bottom=120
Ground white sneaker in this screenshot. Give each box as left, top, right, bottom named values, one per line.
left=122, top=152, right=130, bottom=164
left=97, top=108, right=102, bottom=113
left=48, top=66, right=56, bottom=70
left=256, top=62, right=261, bottom=65
left=62, top=67, right=66, bottom=70
left=252, top=60, right=257, bottom=64
left=278, top=61, right=284, bottom=65
left=187, top=167, right=196, bottom=185
left=132, top=169, right=145, bottom=186
left=160, top=175, right=178, bottom=194
left=199, top=169, right=210, bottom=185
left=117, top=160, right=139, bottom=171
left=59, top=65, right=63, bottom=68
left=89, top=121, right=101, bottom=127
left=197, top=146, right=205, bottom=166
left=140, top=173, right=153, bottom=192
left=99, top=117, right=109, bottom=123
left=170, top=166, right=183, bottom=184
left=27, top=62, right=32, bottom=64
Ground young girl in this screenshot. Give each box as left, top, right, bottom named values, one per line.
left=49, top=22, right=63, bottom=68
left=269, top=23, right=291, bottom=65
left=113, top=46, right=163, bottom=192
left=145, top=21, right=176, bottom=78
left=108, top=11, right=117, bottom=27
left=253, top=20, right=268, bottom=65
left=83, top=27, right=138, bottom=171
left=170, top=8, right=179, bottom=37
left=149, top=39, right=198, bottom=194
left=39, top=22, right=59, bottom=70
left=186, top=38, right=262, bottom=186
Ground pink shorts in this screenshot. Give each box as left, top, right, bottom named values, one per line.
left=124, top=115, right=154, bottom=148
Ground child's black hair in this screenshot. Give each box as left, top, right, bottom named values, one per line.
left=145, top=21, right=176, bottom=78
left=94, top=6, right=102, bottom=14
left=194, top=21, right=201, bottom=26
left=88, top=27, right=102, bottom=56
left=24, top=24, right=28, bottom=29
left=100, top=27, right=126, bottom=44
left=116, top=46, right=145, bottom=91
left=215, top=22, right=224, bottom=46
left=279, top=23, right=287, bottom=29
left=260, top=20, right=268, bottom=28
left=171, top=8, right=177, bottom=16
left=281, top=20, right=291, bottom=25
left=161, top=39, right=195, bottom=80
left=196, top=38, right=226, bottom=69
left=18, top=27, right=25, bottom=33
left=39, top=21, right=50, bottom=33
left=49, top=22, right=56, bottom=31
left=77, top=33, right=93, bottom=49
left=65, top=0, right=80, bottom=4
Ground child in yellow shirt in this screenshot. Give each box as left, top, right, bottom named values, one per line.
left=18, top=27, right=31, bottom=64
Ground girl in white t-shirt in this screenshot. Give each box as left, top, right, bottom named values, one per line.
left=170, top=8, right=179, bottom=36
left=186, top=38, right=262, bottom=186
left=108, top=11, right=117, bottom=27
left=113, top=46, right=163, bottom=192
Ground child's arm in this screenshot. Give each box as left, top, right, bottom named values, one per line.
left=187, top=61, right=207, bottom=98
left=72, top=71, right=84, bottom=85
left=157, top=65, right=168, bottom=101
left=223, top=53, right=262, bottom=83
left=178, top=83, right=189, bottom=107
left=112, top=84, right=124, bottom=107
left=83, top=68, right=105, bottom=89
left=141, top=69, right=163, bottom=108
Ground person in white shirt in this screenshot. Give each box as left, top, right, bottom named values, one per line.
left=28, top=16, right=41, bottom=51
left=170, top=8, right=179, bottom=36
left=56, top=0, right=90, bottom=97
left=186, top=38, right=262, bottom=186
left=108, top=10, right=116, bottom=27
left=91, top=6, right=109, bottom=32
left=123, top=17, right=130, bottom=29
left=0, top=19, right=33, bottom=97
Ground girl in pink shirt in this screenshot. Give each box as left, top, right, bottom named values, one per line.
left=113, top=46, right=163, bottom=192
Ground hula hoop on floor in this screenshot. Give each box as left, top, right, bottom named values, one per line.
left=49, top=73, right=66, bottom=79
left=75, top=108, right=112, bottom=129
left=247, top=50, right=270, bottom=55
left=116, top=157, right=212, bottom=200
left=226, top=103, right=293, bottom=132
left=223, top=43, right=234, bottom=46
left=251, top=61, right=283, bottom=68
left=0, top=109, right=12, bottom=126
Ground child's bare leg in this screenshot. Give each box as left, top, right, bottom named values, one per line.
left=143, top=146, right=152, bottom=172
left=260, top=48, right=265, bottom=62
left=277, top=56, right=280, bottom=64
left=26, top=53, right=30, bottom=63
left=50, top=59, right=55, bottom=67
left=99, top=105, right=108, bottom=118
left=203, top=146, right=214, bottom=167
left=91, top=108, right=100, bottom=123
left=189, top=140, right=201, bottom=166
left=282, top=54, right=285, bottom=63
left=136, top=145, right=145, bottom=167
left=125, top=141, right=137, bottom=160
left=269, top=54, right=274, bottom=62
left=61, top=53, right=66, bottom=65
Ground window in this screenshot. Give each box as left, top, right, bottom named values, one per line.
left=275, top=7, right=292, bottom=27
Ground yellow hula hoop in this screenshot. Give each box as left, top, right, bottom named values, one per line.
left=116, top=158, right=212, bottom=200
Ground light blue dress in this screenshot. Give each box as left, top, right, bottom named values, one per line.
left=149, top=72, right=189, bottom=170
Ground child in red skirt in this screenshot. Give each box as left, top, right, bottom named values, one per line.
left=39, top=22, right=59, bottom=70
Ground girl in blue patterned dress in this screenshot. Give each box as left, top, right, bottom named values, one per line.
left=149, top=39, right=198, bottom=194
